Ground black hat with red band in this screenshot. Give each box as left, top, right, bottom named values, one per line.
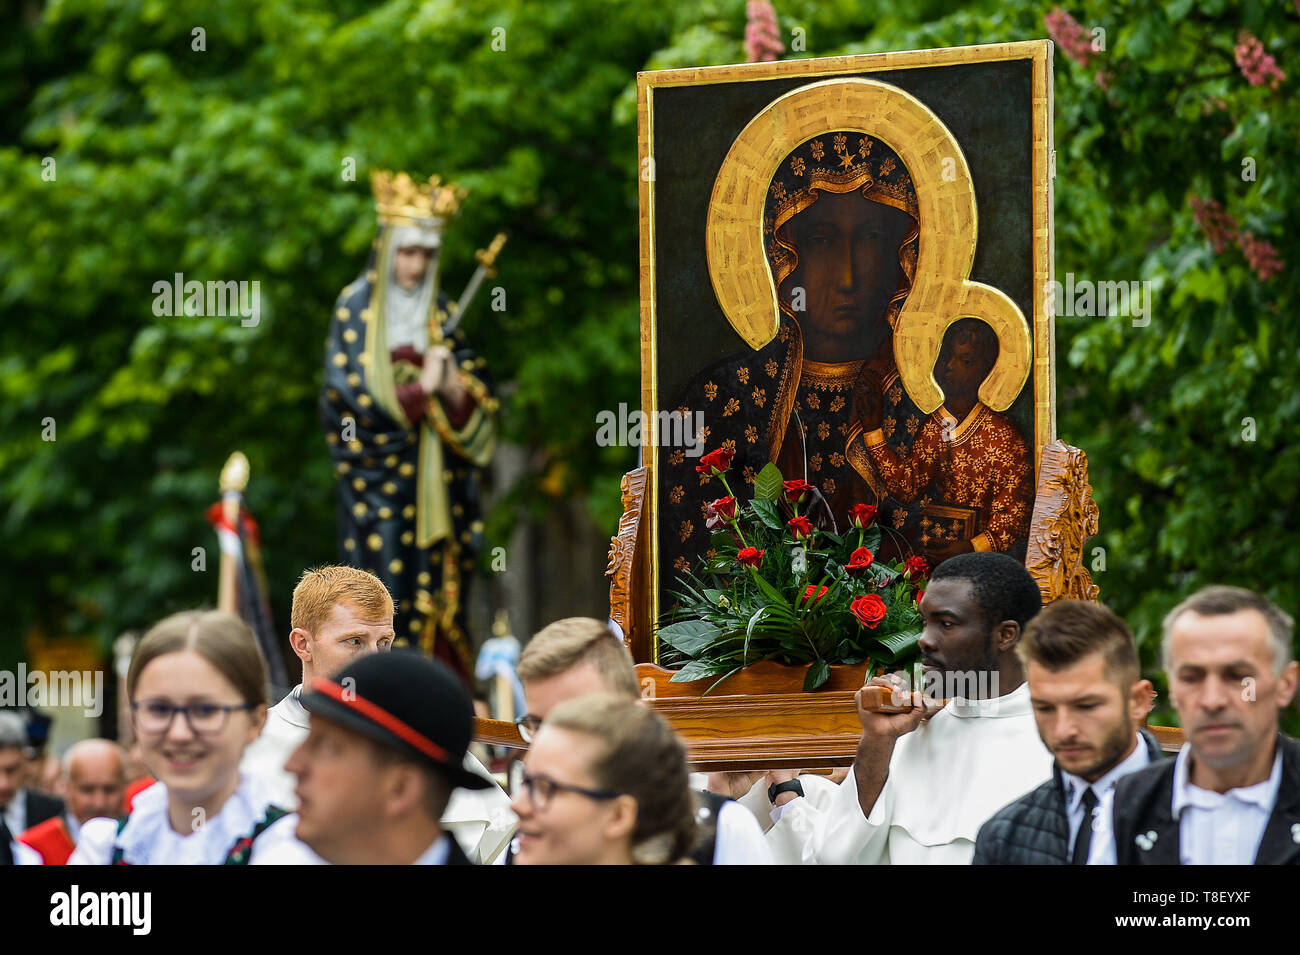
left=300, top=650, right=493, bottom=791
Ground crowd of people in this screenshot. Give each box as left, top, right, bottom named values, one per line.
left=2, top=554, right=1297, bottom=866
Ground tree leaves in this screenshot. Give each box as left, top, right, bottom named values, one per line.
left=0, top=0, right=675, bottom=665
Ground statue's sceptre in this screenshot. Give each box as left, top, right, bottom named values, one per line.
left=448, top=232, right=508, bottom=334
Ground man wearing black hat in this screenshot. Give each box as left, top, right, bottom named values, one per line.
left=254, top=650, right=492, bottom=865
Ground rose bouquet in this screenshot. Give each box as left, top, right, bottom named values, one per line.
left=659, top=446, right=931, bottom=691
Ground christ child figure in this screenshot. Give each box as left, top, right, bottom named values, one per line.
left=852, top=317, right=1035, bottom=562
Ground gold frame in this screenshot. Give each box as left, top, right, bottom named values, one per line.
left=637, top=41, right=1056, bottom=657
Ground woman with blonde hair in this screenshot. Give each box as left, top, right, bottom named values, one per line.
left=509, top=693, right=697, bottom=865
left=72, top=610, right=283, bottom=864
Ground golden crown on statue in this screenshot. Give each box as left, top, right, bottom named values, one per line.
left=370, top=169, right=467, bottom=226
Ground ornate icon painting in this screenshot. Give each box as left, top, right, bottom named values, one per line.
left=638, top=43, right=1057, bottom=649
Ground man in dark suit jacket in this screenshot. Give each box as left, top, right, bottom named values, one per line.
left=17, top=788, right=64, bottom=832
left=1089, top=586, right=1299, bottom=865
left=974, top=600, right=1161, bottom=864
left=1, top=711, right=65, bottom=837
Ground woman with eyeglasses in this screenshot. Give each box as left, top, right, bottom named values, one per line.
left=509, top=693, right=697, bottom=865
left=71, top=610, right=283, bottom=864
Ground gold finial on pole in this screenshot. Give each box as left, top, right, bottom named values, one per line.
left=475, top=233, right=509, bottom=277
left=220, top=451, right=250, bottom=494
left=217, top=452, right=249, bottom=614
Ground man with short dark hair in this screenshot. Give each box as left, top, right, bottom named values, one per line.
left=1, top=711, right=63, bottom=865
left=253, top=651, right=493, bottom=865
left=973, top=600, right=1163, bottom=864
left=1, top=713, right=41, bottom=864
left=774, top=552, right=1053, bottom=864
left=1090, top=585, right=1300, bottom=865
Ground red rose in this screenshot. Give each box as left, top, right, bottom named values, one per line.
left=904, top=555, right=931, bottom=582
left=850, top=593, right=888, bottom=629
left=801, top=584, right=829, bottom=606
left=915, top=589, right=926, bottom=605
left=845, top=547, right=874, bottom=577
left=782, top=479, right=816, bottom=504
left=787, top=515, right=814, bottom=540
left=709, top=496, right=738, bottom=519
left=848, top=503, right=878, bottom=528
left=706, top=496, right=738, bottom=528
left=736, top=547, right=764, bottom=567
left=695, top=446, right=736, bottom=475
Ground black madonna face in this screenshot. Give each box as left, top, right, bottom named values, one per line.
left=788, top=191, right=912, bottom=363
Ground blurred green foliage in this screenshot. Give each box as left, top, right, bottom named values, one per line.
left=2, top=1, right=1296, bottom=731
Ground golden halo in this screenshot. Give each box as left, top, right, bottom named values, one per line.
left=705, top=77, right=1031, bottom=413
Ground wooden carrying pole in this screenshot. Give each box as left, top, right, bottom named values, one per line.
left=216, top=451, right=250, bottom=615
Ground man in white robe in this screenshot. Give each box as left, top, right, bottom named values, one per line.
left=767, top=552, right=1053, bottom=864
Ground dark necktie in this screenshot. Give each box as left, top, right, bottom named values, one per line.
left=0, top=817, right=15, bottom=866
left=1071, top=787, right=1098, bottom=865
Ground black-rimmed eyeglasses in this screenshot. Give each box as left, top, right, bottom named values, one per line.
left=517, top=768, right=620, bottom=812
left=131, top=700, right=255, bottom=737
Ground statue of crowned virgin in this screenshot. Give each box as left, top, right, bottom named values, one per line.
left=320, top=170, right=498, bottom=680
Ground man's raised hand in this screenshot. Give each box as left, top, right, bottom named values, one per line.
left=855, top=674, right=929, bottom=742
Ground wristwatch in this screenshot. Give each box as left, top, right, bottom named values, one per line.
left=768, top=777, right=804, bottom=804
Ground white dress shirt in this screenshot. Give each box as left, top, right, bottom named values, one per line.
left=10, top=838, right=41, bottom=865
left=1089, top=744, right=1283, bottom=865
left=711, top=801, right=775, bottom=865
left=1061, top=736, right=1151, bottom=849
left=413, top=834, right=452, bottom=866
left=251, top=816, right=457, bottom=865
left=772, top=682, right=1053, bottom=864
left=3, top=789, right=27, bottom=836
